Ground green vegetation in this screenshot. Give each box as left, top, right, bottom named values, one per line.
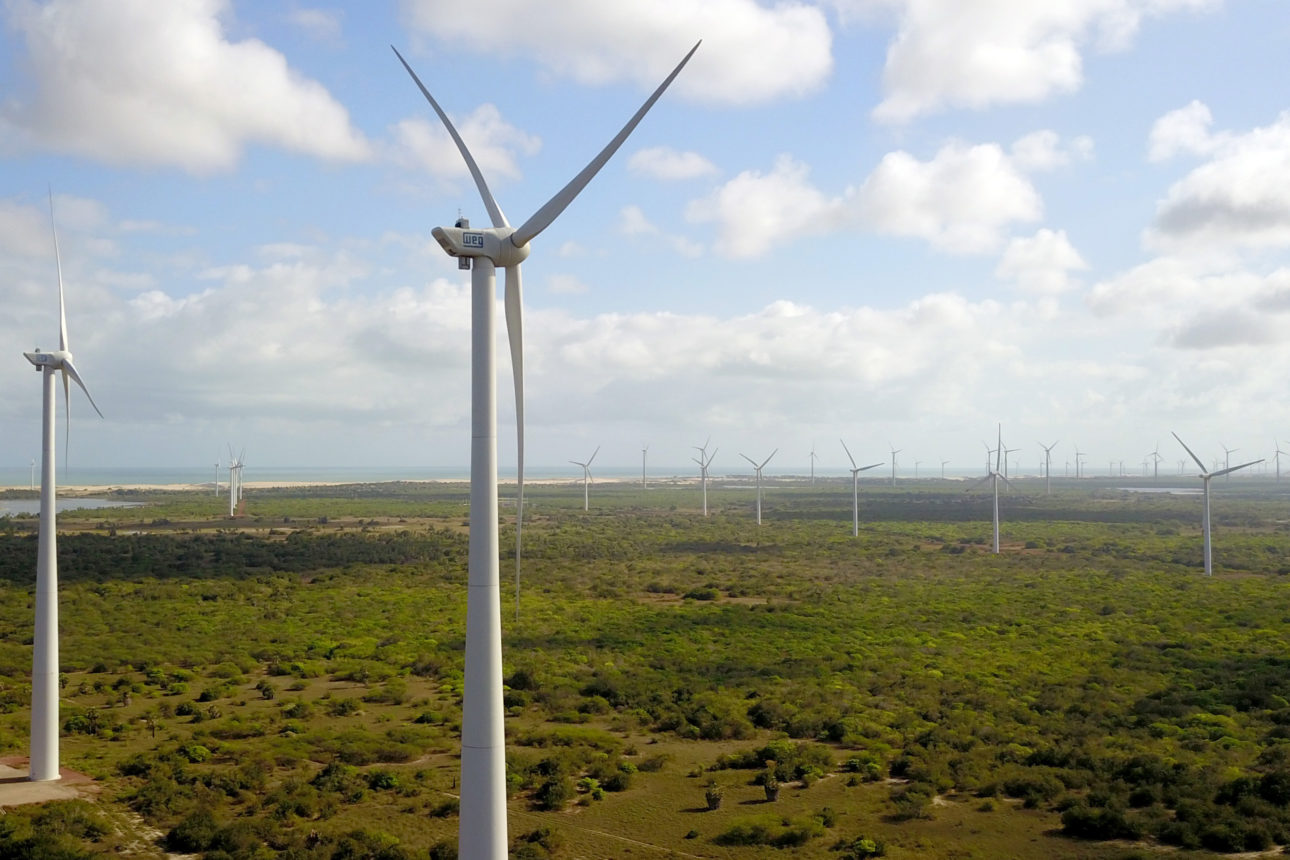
left=0, top=476, right=1288, bottom=857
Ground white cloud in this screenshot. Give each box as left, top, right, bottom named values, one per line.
left=855, top=141, right=1042, bottom=253
left=1146, top=110, right=1290, bottom=253
left=1, top=0, right=370, bottom=172
left=628, top=146, right=718, bottom=180
left=547, top=274, right=589, bottom=295
left=619, top=205, right=704, bottom=258
left=1148, top=100, right=1217, bottom=161
left=1011, top=130, right=1093, bottom=172
left=389, top=105, right=541, bottom=184
left=686, top=155, right=842, bottom=259
left=866, top=0, right=1220, bottom=123
left=995, top=229, right=1088, bottom=294
left=400, top=0, right=833, bottom=105
left=287, top=7, right=343, bottom=43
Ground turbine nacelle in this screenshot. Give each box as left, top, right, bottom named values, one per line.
left=431, top=225, right=530, bottom=267
left=23, top=349, right=69, bottom=369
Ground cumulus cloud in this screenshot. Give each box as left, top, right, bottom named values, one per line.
left=1146, top=109, right=1290, bottom=253
left=618, top=205, right=705, bottom=258
left=1, top=0, right=371, bottom=172
left=995, top=229, right=1088, bottom=294
left=1148, top=100, right=1217, bottom=161
left=1011, top=130, right=1094, bottom=171
left=388, top=105, right=541, bottom=184
left=865, top=0, right=1220, bottom=123
left=686, top=155, right=842, bottom=259
left=286, top=7, right=344, bottom=43
left=855, top=141, right=1042, bottom=253
left=400, top=0, right=833, bottom=105
left=628, top=146, right=718, bottom=180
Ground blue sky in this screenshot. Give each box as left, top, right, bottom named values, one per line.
left=2, top=0, right=1289, bottom=479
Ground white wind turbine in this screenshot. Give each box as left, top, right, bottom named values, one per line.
left=968, top=425, right=1009, bottom=553
left=809, top=445, right=818, bottom=487
left=22, top=193, right=103, bottom=782
left=1039, top=440, right=1059, bottom=495
left=692, top=438, right=717, bottom=517
left=1222, top=444, right=1238, bottom=480
left=1274, top=440, right=1287, bottom=481
left=570, top=446, right=600, bottom=511
left=940, top=459, right=949, bottom=480
left=394, top=41, right=698, bottom=858
left=740, top=449, right=777, bottom=525
left=227, top=446, right=244, bottom=517
left=641, top=443, right=648, bottom=489
left=1173, top=431, right=1262, bottom=576
left=888, top=443, right=901, bottom=488
left=213, top=457, right=220, bottom=496
left=840, top=439, right=882, bottom=538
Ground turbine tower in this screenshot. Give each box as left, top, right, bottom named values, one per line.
left=840, top=439, right=882, bottom=538
left=739, top=449, right=777, bottom=525
left=395, top=41, right=699, bottom=858
left=227, top=446, right=244, bottom=517
left=1222, top=443, right=1237, bottom=480
left=1150, top=443, right=1164, bottom=482
left=569, top=446, right=600, bottom=511
left=1173, top=432, right=1262, bottom=576
left=940, top=459, right=949, bottom=480
left=213, top=458, right=220, bottom=496
left=641, top=443, right=648, bottom=489
left=888, top=444, right=901, bottom=488
left=1039, top=440, right=1059, bottom=495
left=23, top=192, right=103, bottom=782
left=809, top=445, right=818, bottom=487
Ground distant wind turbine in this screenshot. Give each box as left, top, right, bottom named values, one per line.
left=570, top=446, right=600, bottom=511
left=740, top=449, right=777, bottom=525
left=809, top=445, right=818, bottom=487
left=841, top=439, right=882, bottom=537
left=889, top=444, right=901, bottom=488
left=968, top=425, right=1010, bottom=553
left=692, top=439, right=718, bottom=516
left=940, top=459, right=949, bottom=480
left=1039, top=440, right=1059, bottom=495
left=1274, top=440, right=1287, bottom=481
left=213, top=458, right=220, bottom=496
left=641, top=443, right=648, bottom=489
left=1150, top=444, right=1164, bottom=483
left=1222, top=444, right=1238, bottom=480
left=23, top=191, right=104, bottom=782
left=1173, top=431, right=1262, bottom=576
left=227, top=446, right=244, bottom=517
left=394, top=39, right=699, bottom=856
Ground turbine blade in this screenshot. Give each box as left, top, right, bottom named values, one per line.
left=1172, top=431, right=1208, bottom=474
left=49, top=190, right=69, bottom=352
left=1213, top=458, right=1263, bottom=478
left=504, top=265, right=525, bottom=612
left=761, top=449, right=778, bottom=469
left=588, top=445, right=600, bottom=467
left=860, top=463, right=883, bottom=472
left=62, top=359, right=103, bottom=419
left=740, top=453, right=757, bottom=468
left=965, top=474, right=992, bottom=492
left=511, top=40, right=700, bottom=247
left=391, top=45, right=509, bottom=229
left=840, top=438, right=856, bottom=469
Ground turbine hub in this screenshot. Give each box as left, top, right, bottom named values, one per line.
left=431, top=225, right=530, bottom=268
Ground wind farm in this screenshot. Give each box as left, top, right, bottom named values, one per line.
left=5, top=4, right=1290, bottom=859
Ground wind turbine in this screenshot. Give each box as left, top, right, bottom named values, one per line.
left=840, top=439, right=882, bottom=537
left=395, top=41, right=698, bottom=858
left=968, top=425, right=1009, bottom=553
left=888, top=444, right=901, bottom=488
left=1172, top=432, right=1262, bottom=576
left=692, top=438, right=717, bottom=516
left=1150, top=444, right=1164, bottom=482
left=22, top=192, right=103, bottom=782
left=1074, top=446, right=1085, bottom=479
left=1274, top=440, right=1287, bottom=481
left=569, top=446, right=600, bottom=511
left=213, top=458, right=220, bottom=496
left=740, top=449, right=777, bottom=525
left=1222, top=444, right=1238, bottom=480
left=227, top=446, right=244, bottom=518
left=809, top=445, right=818, bottom=487
left=641, top=443, right=648, bottom=489
left=940, top=459, right=949, bottom=480
left=1039, top=440, right=1059, bottom=495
